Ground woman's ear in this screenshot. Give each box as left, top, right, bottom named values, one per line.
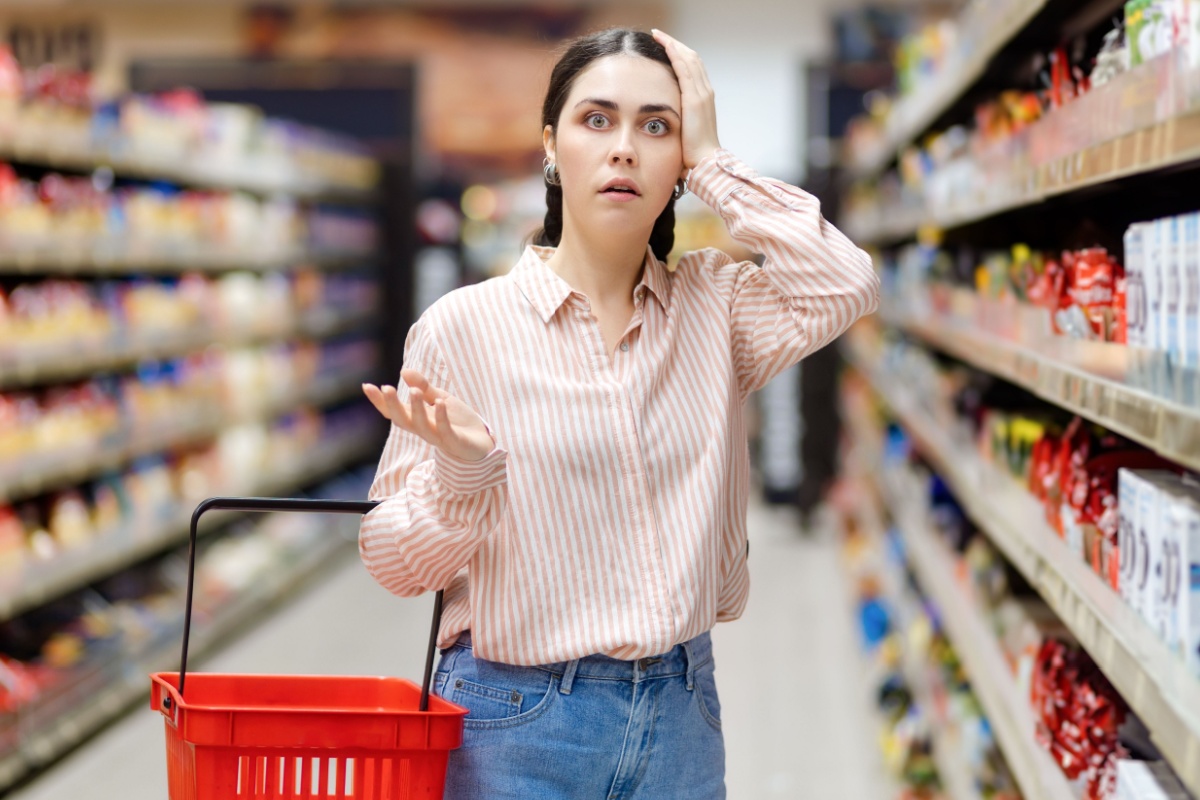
left=543, top=125, right=556, bottom=162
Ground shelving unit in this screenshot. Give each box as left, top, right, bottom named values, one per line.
left=0, top=366, right=373, bottom=503
left=847, top=0, right=1049, bottom=180
left=883, top=472, right=1076, bottom=800
left=0, top=140, right=376, bottom=203
left=847, top=338, right=1200, bottom=797
left=0, top=432, right=375, bottom=622
left=0, top=97, right=387, bottom=789
left=3, top=508, right=362, bottom=788
left=845, top=402, right=1069, bottom=800
left=848, top=101, right=1200, bottom=245
left=0, top=246, right=372, bottom=277
left=0, top=311, right=378, bottom=389
left=835, top=0, right=1200, bottom=789
left=847, top=492, right=987, bottom=800
left=882, top=309, right=1200, bottom=471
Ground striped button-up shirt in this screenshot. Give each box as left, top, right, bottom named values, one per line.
left=360, top=149, right=879, bottom=666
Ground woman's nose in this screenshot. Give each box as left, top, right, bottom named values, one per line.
left=609, top=131, right=636, bottom=165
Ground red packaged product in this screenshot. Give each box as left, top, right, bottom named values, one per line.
left=1031, top=638, right=1128, bottom=800
left=1111, top=264, right=1128, bottom=344
left=1076, top=450, right=1177, bottom=582
left=1069, top=248, right=1115, bottom=339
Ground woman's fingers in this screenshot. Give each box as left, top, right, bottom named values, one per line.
left=652, top=28, right=719, bottom=168
left=434, top=398, right=452, bottom=436
left=363, top=383, right=387, bottom=415
left=401, top=368, right=449, bottom=403
left=407, top=385, right=434, bottom=440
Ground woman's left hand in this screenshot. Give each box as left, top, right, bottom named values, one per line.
left=652, top=29, right=720, bottom=171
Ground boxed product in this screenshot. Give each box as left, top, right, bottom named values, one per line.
left=1183, top=211, right=1200, bottom=404
left=1114, top=759, right=1191, bottom=798
left=1125, top=223, right=1149, bottom=352
left=1165, top=215, right=1182, bottom=368
left=1148, top=218, right=1167, bottom=391
left=1164, top=487, right=1200, bottom=674
left=1127, top=0, right=1177, bottom=67
left=1141, top=473, right=1181, bottom=640
left=1123, top=224, right=1152, bottom=388
left=1120, top=470, right=1175, bottom=620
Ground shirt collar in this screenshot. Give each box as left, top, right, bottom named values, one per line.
left=512, top=244, right=670, bottom=324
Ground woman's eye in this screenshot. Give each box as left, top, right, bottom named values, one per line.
left=586, top=114, right=607, bottom=128
left=645, top=120, right=667, bottom=135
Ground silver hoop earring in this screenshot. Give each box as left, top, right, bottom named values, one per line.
left=673, top=178, right=689, bottom=200
left=543, top=158, right=561, bottom=186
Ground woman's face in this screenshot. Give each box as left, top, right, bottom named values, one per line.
left=544, top=54, right=684, bottom=246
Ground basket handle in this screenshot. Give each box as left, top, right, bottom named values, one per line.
left=168, top=497, right=445, bottom=714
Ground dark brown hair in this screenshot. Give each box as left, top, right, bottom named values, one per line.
left=532, top=29, right=680, bottom=262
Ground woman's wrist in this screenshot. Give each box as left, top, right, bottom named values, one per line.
left=686, top=145, right=720, bottom=171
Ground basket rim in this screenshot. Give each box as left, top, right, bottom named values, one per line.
left=150, top=672, right=469, bottom=717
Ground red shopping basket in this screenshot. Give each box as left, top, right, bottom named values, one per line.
left=150, top=497, right=468, bottom=799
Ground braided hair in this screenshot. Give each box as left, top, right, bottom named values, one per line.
left=532, top=29, right=679, bottom=262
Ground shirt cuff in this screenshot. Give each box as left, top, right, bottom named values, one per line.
left=688, top=148, right=756, bottom=209
left=434, top=444, right=508, bottom=495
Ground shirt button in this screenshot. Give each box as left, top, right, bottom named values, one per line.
left=620, top=342, right=629, bottom=352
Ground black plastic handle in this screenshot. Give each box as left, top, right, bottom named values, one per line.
left=174, top=497, right=445, bottom=713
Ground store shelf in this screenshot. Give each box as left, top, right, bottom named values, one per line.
left=849, top=340, right=1200, bottom=797
left=878, top=472, right=1076, bottom=800
left=0, top=245, right=372, bottom=277
left=0, top=139, right=376, bottom=204
left=0, top=431, right=376, bottom=623
left=0, top=311, right=379, bottom=390
left=860, top=514, right=987, bottom=800
left=0, top=368, right=373, bottom=503
left=884, top=309, right=1200, bottom=472
left=7, top=515, right=359, bottom=787
left=849, top=104, right=1200, bottom=245
left=846, top=0, right=1048, bottom=180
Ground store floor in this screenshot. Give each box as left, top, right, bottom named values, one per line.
left=11, top=498, right=889, bottom=800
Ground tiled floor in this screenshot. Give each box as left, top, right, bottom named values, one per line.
left=11, top=498, right=889, bottom=799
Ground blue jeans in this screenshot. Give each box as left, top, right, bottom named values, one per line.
left=434, top=631, right=726, bottom=799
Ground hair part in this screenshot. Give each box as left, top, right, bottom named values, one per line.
left=532, top=29, right=679, bottom=262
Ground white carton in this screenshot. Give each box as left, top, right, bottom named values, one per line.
left=1125, top=222, right=1151, bottom=390
left=1115, top=758, right=1192, bottom=798
left=1184, top=212, right=1200, bottom=405
left=1129, top=471, right=1178, bottom=627
left=1125, top=222, right=1148, bottom=350
left=1181, top=212, right=1199, bottom=370
left=1147, top=218, right=1165, bottom=358
left=1167, top=490, right=1200, bottom=675
left=1147, top=473, right=1189, bottom=644
left=1165, top=215, right=1182, bottom=365
left=1120, top=469, right=1142, bottom=609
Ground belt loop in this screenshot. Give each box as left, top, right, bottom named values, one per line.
left=682, top=640, right=696, bottom=692
left=559, top=659, right=579, bottom=695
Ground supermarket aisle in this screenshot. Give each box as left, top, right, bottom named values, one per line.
left=10, top=498, right=886, bottom=800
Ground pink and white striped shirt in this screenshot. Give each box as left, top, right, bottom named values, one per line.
left=360, top=149, right=878, bottom=666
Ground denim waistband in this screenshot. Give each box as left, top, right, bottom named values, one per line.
left=448, top=630, right=713, bottom=684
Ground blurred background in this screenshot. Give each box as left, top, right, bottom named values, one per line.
left=0, top=2, right=906, bottom=797
left=2, top=0, right=1196, bottom=798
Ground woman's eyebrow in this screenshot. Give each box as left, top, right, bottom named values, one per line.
left=574, top=97, right=680, bottom=119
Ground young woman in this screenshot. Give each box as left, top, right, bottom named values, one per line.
left=359, top=27, right=878, bottom=798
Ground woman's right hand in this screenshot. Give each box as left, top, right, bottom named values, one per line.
left=363, top=370, right=495, bottom=463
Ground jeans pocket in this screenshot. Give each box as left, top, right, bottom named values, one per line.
left=449, top=668, right=559, bottom=730
left=694, top=662, right=723, bottom=731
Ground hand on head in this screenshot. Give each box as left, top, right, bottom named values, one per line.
left=650, top=29, right=721, bottom=171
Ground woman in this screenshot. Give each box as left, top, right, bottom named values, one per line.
left=359, top=27, right=878, bottom=798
